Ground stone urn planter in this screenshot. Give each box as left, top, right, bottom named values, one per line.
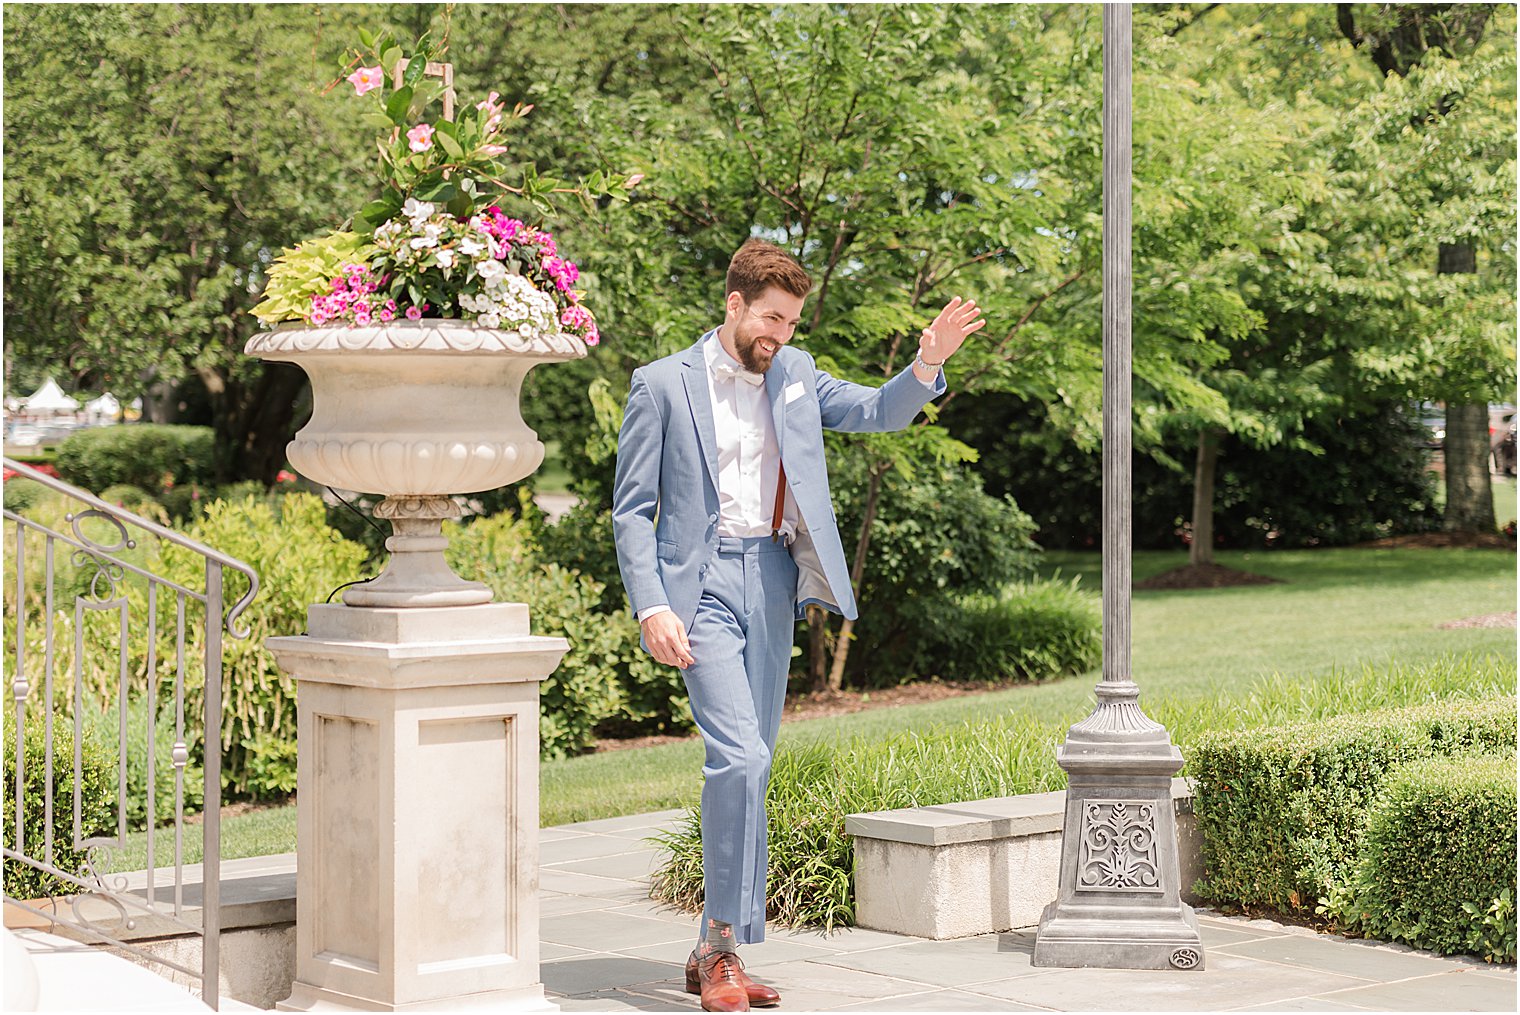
left=245, top=319, right=585, bottom=608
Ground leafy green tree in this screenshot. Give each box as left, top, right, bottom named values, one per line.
left=1334, top=2, right=1515, bottom=533
left=541, top=4, right=1117, bottom=689
left=3, top=4, right=375, bottom=481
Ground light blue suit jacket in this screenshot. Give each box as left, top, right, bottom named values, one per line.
left=612, top=330, right=946, bottom=627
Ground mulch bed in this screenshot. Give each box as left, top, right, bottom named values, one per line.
left=1135, top=562, right=1283, bottom=591
left=592, top=678, right=1024, bottom=754
left=1439, top=611, right=1517, bottom=630
left=1354, top=531, right=1516, bottom=550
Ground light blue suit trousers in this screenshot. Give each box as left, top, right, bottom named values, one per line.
left=684, top=536, right=797, bottom=943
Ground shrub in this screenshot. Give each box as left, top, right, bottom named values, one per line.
left=915, top=578, right=1101, bottom=683
left=2, top=710, right=115, bottom=901
left=447, top=512, right=693, bottom=755
left=1189, top=696, right=1516, bottom=916
left=79, top=694, right=205, bottom=828
left=828, top=450, right=1039, bottom=686
left=944, top=394, right=1440, bottom=550
left=97, top=484, right=167, bottom=521
left=4, top=477, right=52, bottom=514
left=1324, top=754, right=1516, bottom=963
left=154, top=493, right=369, bottom=799
left=56, top=424, right=216, bottom=495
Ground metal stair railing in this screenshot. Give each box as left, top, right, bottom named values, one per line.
left=3, top=456, right=260, bottom=1009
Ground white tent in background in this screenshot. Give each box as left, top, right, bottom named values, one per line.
left=84, top=393, right=121, bottom=422
left=22, top=379, right=79, bottom=416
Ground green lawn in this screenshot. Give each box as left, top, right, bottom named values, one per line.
left=111, top=545, right=1515, bottom=869
left=1494, top=475, right=1516, bottom=527
left=536, top=440, right=572, bottom=495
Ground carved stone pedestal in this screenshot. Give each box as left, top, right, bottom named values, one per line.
left=1032, top=682, right=1204, bottom=971
left=266, top=603, right=566, bottom=1011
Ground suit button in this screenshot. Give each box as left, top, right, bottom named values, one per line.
left=699, top=565, right=709, bottom=577
left=708, top=512, right=718, bottom=523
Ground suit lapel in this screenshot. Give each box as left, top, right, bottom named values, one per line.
left=766, top=352, right=787, bottom=460
left=681, top=335, right=721, bottom=493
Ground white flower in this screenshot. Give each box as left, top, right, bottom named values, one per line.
left=477, top=259, right=506, bottom=283
left=402, top=198, right=435, bottom=226
left=478, top=311, right=501, bottom=329
left=458, top=236, right=485, bottom=257
left=436, top=248, right=457, bottom=269
left=410, top=234, right=438, bottom=250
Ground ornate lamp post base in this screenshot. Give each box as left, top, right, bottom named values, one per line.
left=1032, top=683, right=1204, bottom=970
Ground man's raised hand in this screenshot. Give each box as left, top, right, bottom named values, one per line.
left=919, top=297, right=987, bottom=365
left=641, top=611, right=695, bottom=670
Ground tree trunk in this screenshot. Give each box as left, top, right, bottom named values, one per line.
left=1437, top=242, right=1494, bottom=533
left=1189, top=429, right=1220, bottom=566
left=1443, top=402, right=1495, bottom=533
left=806, top=605, right=831, bottom=693
left=824, top=463, right=887, bottom=692
left=209, top=363, right=309, bottom=485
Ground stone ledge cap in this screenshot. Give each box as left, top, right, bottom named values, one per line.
left=845, top=777, right=1193, bottom=847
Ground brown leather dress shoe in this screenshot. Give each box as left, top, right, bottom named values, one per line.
left=686, top=949, right=781, bottom=1009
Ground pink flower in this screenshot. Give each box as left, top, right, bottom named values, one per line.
left=584, top=327, right=600, bottom=347
left=407, top=123, right=435, bottom=152
left=331, top=276, right=348, bottom=291
left=378, top=307, right=395, bottom=322
left=347, top=65, right=384, bottom=96
left=311, top=309, right=330, bottom=326
left=405, top=306, right=423, bottom=321
left=480, top=144, right=508, bottom=157
left=276, top=470, right=297, bottom=484
left=475, top=90, right=502, bottom=113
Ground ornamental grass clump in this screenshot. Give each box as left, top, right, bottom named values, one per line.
left=250, top=27, right=635, bottom=344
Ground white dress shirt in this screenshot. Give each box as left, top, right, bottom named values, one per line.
left=705, top=332, right=799, bottom=543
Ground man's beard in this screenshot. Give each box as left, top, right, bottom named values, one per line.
left=734, top=323, right=777, bottom=374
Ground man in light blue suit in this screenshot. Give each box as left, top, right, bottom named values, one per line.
left=613, top=239, right=984, bottom=1012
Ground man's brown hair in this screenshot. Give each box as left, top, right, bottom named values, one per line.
left=725, top=238, right=813, bottom=303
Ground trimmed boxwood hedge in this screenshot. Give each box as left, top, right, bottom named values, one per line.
left=55, top=424, right=216, bottom=495
left=1190, top=696, right=1515, bottom=916
left=1326, top=754, right=1516, bottom=963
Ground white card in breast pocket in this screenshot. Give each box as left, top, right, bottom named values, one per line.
left=784, top=382, right=806, bottom=405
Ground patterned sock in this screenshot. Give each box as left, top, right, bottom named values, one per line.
left=697, top=916, right=738, bottom=955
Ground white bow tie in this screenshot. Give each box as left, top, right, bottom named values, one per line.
left=713, top=362, right=765, bottom=387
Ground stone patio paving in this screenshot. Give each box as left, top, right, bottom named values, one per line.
left=541, top=809, right=1518, bottom=1013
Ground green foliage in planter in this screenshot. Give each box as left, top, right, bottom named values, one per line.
left=915, top=578, right=1101, bottom=683
left=2, top=710, right=115, bottom=901
left=249, top=232, right=382, bottom=325
left=1323, top=754, right=1516, bottom=963
left=56, top=424, right=216, bottom=495
left=1190, top=696, right=1516, bottom=916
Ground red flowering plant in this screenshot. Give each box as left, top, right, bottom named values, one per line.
left=251, top=28, right=637, bottom=347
